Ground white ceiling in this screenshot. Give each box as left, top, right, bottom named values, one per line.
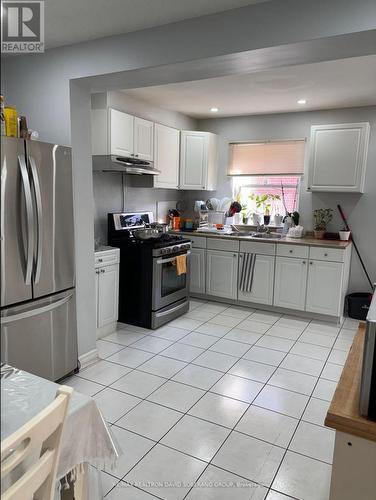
left=45, top=0, right=267, bottom=49
left=122, top=56, right=376, bottom=118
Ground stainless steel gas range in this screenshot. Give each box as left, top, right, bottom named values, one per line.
left=108, top=212, right=191, bottom=329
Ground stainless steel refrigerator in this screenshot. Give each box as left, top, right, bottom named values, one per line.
left=1, top=137, right=78, bottom=381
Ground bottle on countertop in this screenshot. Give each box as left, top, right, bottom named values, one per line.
left=4, top=104, right=18, bottom=137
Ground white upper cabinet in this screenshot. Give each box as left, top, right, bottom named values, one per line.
left=109, top=108, right=134, bottom=157
left=153, top=123, right=180, bottom=189
left=180, top=131, right=218, bottom=190
left=92, top=107, right=154, bottom=160
left=134, top=117, right=154, bottom=161
left=307, top=122, right=370, bottom=193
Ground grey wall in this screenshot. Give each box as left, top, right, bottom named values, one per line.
left=92, top=91, right=197, bottom=243
left=193, top=106, right=376, bottom=291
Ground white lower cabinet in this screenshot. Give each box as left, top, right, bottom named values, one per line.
left=190, top=248, right=206, bottom=294
left=273, top=256, right=308, bottom=311
left=306, top=260, right=343, bottom=316
left=206, top=250, right=238, bottom=300
left=238, top=254, right=275, bottom=306
left=95, top=248, right=119, bottom=337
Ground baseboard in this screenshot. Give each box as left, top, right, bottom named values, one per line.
left=78, top=348, right=98, bottom=369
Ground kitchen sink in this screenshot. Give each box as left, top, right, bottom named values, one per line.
left=249, top=232, right=282, bottom=239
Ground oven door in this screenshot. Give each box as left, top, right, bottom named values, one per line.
left=152, top=251, right=190, bottom=310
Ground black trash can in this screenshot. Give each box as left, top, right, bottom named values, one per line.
left=346, top=293, right=373, bottom=320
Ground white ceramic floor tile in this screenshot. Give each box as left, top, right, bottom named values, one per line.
left=148, top=380, right=205, bottom=412
left=161, top=414, right=230, bottom=462
left=94, top=387, right=141, bottom=423
left=131, top=336, right=173, bottom=354
left=235, top=405, right=298, bottom=448
left=254, top=385, right=309, bottom=418
left=138, top=355, right=187, bottom=379
left=321, top=362, right=343, bottom=382
left=106, top=347, right=154, bottom=368
left=162, top=343, right=204, bottom=362
left=125, top=444, right=207, bottom=500
left=189, top=299, right=207, bottom=310
left=243, top=346, right=286, bottom=367
left=235, top=319, right=271, bottom=334
left=249, top=311, right=281, bottom=325
left=103, top=330, right=147, bottom=346
left=302, top=397, right=331, bottom=427
left=194, top=322, right=232, bottom=337
left=265, top=325, right=303, bottom=341
left=121, top=323, right=153, bottom=334
left=63, top=375, right=104, bottom=396
left=290, top=342, right=330, bottom=361
left=209, top=338, right=250, bottom=357
left=312, top=379, right=337, bottom=402
left=186, top=465, right=268, bottom=500
left=101, top=471, right=118, bottom=496
left=172, top=364, right=223, bottom=390
left=280, top=353, right=325, bottom=377
left=342, top=317, right=361, bottom=330
left=306, top=320, right=340, bottom=336
left=193, top=351, right=238, bottom=372
left=106, top=483, right=155, bottom=499
left=223, top=329, right=262, bottom=345
left=208, top=314, right=243, bottom=328
left=255, top=336, right=294, bottom=353
left=269, top=368, right=317, bottom=396
left=272, top=451, right=332, bottom=500
left=221, top=305, right=255, bottom=319
left=276, top=315, right=310, bottom=330
left=327, top=349, right=348, bottom=366
left=150, top=325, right=190, bottom=342
left=229, top=359, right=276, bottom=383
left=116, top=400, right=183, bottom=441
left=111, top=370, right=167, bottom=398
left=289, top=421, right=335, bottom=463
left=333, top=337, right=352, bottom=351
left=212, top=431, right=284, bottom=487
left=105, top=426, right=155, bottom=479
left=179, top=331, right=219, bottom=349
left=97, top=340, right=124, bottom=359
left=211, top=374, right=263, bottom=403
left=79, top=360, right=131, bottom=386
left=189, top=392, right=248, bottom=428
left=338, top=329, right=357, bottom=341
left=169, top=317, right=204, bottom=331
left=298, top=331, right=336, bottom=348
left=184, top=308, right=217, bottom=321
left=201, top=302, right=229, bottom=313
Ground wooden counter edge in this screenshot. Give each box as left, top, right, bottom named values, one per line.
left=325, top=323, right=376, bottom=442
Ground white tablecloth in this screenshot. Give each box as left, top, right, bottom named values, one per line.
left=1, top=364, right=119, bottom=498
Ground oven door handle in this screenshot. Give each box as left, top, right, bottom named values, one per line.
left=155, top=301, right=189, bottom=318
left=156, top=251, right=190, bottom=265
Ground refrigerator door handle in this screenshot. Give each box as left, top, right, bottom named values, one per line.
left=1, top=292, right=73, bottom=324
left=18, top=155, right=34, bottom=285
left=28, top=155, right=43, bottom=284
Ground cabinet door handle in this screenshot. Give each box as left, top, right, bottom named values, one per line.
left=101, top=269, right=105, bottom=273
left=134, top=154, right=139, bottom=157
left=95, top=270, right=100, bottom=274
left=289, top=250, right=293, bottom=254
left=302, top=261, right=306, bottom=264
left=324, top=253, right=328, bottom=257
left=310, top=261, right=313, bottom=265
left=233, top=254, right=237, bottom=258
left=98, top=258, right=103, bottom=262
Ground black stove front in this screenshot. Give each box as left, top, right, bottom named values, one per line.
left=107, top=212, right=191, bottom=329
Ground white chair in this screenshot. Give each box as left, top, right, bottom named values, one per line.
left=1, top=385, right=73, bottom=500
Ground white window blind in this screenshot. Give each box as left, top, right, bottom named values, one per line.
left=228, top=140, right=306, bottom=176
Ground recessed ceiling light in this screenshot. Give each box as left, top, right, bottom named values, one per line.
left=210, top=107, right=219, bottom=112
left=297, top=99, right=307, bottom=105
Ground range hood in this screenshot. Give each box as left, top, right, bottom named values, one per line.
left=93, top=155, right=161, bottom=175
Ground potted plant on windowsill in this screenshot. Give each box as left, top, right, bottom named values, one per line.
left=249, top=193, right=281, bottom=226
left=313, top=208, right=333, bottom=239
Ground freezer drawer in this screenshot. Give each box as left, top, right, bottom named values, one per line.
left=1, top=289, right=78, bottom=381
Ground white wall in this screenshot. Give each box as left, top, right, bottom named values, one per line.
left=93, top=91, right=197, bottom=243
left=193, top=106, right=376, bottom=291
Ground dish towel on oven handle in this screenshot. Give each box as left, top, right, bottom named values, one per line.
left=175, top=254, right=187, bottom=276
left=239, top=253, right=256, bottom=292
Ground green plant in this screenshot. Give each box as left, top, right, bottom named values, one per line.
left=313, top=208, right=333, bottom=231
left=248, top=193, right=280, bottom=215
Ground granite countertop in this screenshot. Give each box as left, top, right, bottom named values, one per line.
left=94, top=245, right=119, bottom=253
left=172, top=230, right=351, bottom=249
